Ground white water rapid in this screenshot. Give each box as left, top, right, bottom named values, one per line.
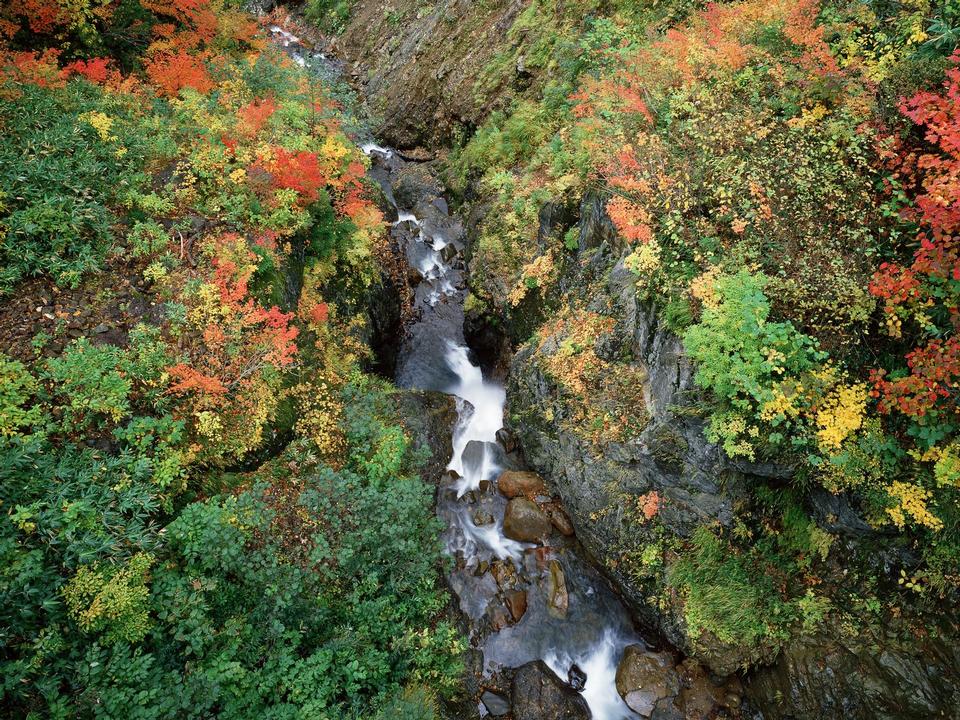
left=264, top=23, right=653, bottom=716
left=359, top=143, right=643, bottom=719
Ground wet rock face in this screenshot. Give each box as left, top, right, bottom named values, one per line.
left=507, top=271, right=751, bottom=663
left=615, top=645, right=680, bottom=717
left=500, top=192, right=960, bottom=716
left=392, top=390, right=458, bottom=483
left=744, top=627, right=960, bottom=720
left=511, top=661, right=591, bottom=720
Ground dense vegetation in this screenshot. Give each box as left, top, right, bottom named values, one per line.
left=441, top=0, right=960, bottom=661
left=0, top=2, right=460, bottom=717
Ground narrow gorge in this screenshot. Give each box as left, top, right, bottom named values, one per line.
left=1, top=1, right=959, bottom=719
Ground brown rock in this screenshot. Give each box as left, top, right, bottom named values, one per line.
left=676, top=659, right=726, bottom=719
left=490, top=560, right=514, bottom=588
left=546, top=560, right=569, bottom=619
left=503, top=498, right=552, bottom=542
left=549, top=507, right=575, bottom=536
left=505, top=589, right=528, bottom=621
left=615, top=645, right=680, bottom=718
left=498, top=470, right=547, bottom=499
left=489, top=603, right=511, bottom=631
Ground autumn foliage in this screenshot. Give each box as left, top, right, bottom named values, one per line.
left=145, top=50, right=213, bottom=96
left=870, top=52, right=960, bottom=424
left=166, top=235, right=298, bottom=463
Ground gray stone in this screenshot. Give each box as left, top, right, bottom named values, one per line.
left=567, top=663, right=586, bottom=692
left=615, top=645, right=680, bottom=717
left=480, top=690, right=510, bottom=716
left=512, top=660, right=590, bottom=720
left=744, top=628, right=960, bottom=720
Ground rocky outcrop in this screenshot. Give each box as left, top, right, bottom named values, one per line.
left=744, top=625, right=960, bottom=720
left=334, top=0, right=536, bottom=148
left=393, top=389, right=458, bottom=482
left=501, top=194, right=960, bottom=716
left=507, top=256, right=754, bottom=664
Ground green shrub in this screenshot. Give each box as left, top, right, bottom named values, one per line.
left=682, top=270, right=823, bottom=458
left=0, top=355, right=42, bottom=439
left=44, top=340, right=132, bottom=431
left=128, top=220, right=170, bottom=259
left=0, top=84, right=144, bottom=293
left=304, top=0, right=353, bottom=32
left=0, top=378, right=462, bottom=718
left=62, top=552, right=155, bottom=643
left=668, top=527, right=794, bottom=648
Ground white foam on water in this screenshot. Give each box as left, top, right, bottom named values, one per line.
left=350, top=137, right=641, bottom=716
left=417, top=250, right=443, bottom=276
left=268, top=25, right=300, bottom=46
left=444, top=343, right=506, bottom=490
left=454, top=506, right=529, bottom=561
left=439, top=278, right=456, bottom=296
left=393, top=211, right=421, bottom=226
left=361, top=142, right=394, bottom=158
left=545, top=631, right=636, bottom=720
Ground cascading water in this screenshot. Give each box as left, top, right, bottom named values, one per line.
left=267, top=24, right=653, bottom=718
left=362, top=142, right=644, bottom=719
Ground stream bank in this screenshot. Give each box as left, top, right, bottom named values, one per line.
left=266, top=13, right=960, bottom=720
left=359, top=137, right=744, bottom=719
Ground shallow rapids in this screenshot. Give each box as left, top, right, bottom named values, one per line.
left=362, top=143, right=644, bottom=719
left=265, top=22, right=649, bottom=719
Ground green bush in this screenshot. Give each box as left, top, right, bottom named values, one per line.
left=44, top=339, right=133, bottom=431
left=304, top=0, right=354, bottom=33
left=682, top=270, right=823, bottom=458
left=0, top=355, right=42, bottom=439
left=668, top=527, right=794, bottom=648
left=0, top=378, right=462, bottom=719
left=0, top=83, right=145, bottom=293
left=128, top=220, right=170, bottom=259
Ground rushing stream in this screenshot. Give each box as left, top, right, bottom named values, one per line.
left=269, top=23, right=649, bottom=719
left=363, top=145, right=646, bottom=719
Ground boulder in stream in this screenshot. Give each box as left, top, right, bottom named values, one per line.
left=511, top=660, right=591, bottom=720
left=615, top=644, right=680, bottom=718
left=503, top=497, right=552, bottom=542
left=546, top=560, right=569, bottom=619
left=497, top=470, right=546, bottom=498
left=567, top=663, right=587, bottom=692
left=505, top=589, right=528, bottom=621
